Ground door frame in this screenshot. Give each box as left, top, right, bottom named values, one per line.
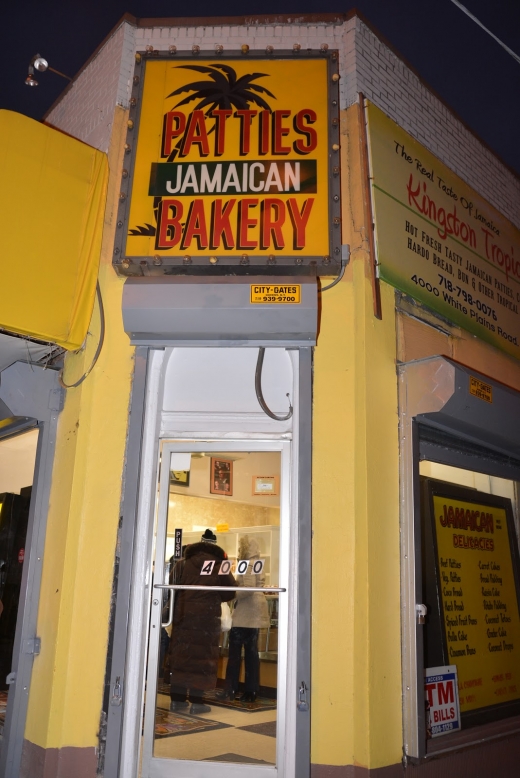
left=0, top=363, right=63, bottom=778
left=142, top=439, right=290, bottom=778
left=103, top=346, right=312, bottom=778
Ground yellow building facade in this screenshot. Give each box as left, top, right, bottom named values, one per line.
left=0, top=12, right=519, bottom=778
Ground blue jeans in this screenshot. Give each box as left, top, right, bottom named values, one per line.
left=225, top=627, right=260, bottom=693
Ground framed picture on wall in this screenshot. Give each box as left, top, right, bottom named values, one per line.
left=252, top=475, right=279, bottom=496
left=170, top=470, right=190, bottom=487
left=210, top=458, right=233, bottom=496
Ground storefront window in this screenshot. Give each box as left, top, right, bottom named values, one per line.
left=420, top=461, right=520, bottom=731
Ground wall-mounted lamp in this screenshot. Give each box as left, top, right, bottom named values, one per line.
left=25, top=54, right=72, bottom=86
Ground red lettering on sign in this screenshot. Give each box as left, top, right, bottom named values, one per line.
left=235, top=110, right=258, bottom=155
left=272, top=110, right=291, bottom=155
left=181, top=200, right=208, bottom=250
left=260, top=199, right=286, bottom=250
left=210, top=199, right=236, bottom=249
left=237, top=199, right=259, bottom=249
left=211, top=109, right=232, bottom=156
left=180, top=110, right=210, bottom=157
left=437, top=681, right=454, bottom=705
left=258, top=111, right=270, bottom=156
left=293, top=109, right=318, bottom=154
left=156, top=199, right=184, bottom=249
left=287, top=198, right=314, bottom=250
left=162, top=112, right=186, bottom=157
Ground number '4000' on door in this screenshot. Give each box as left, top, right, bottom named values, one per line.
left=199, top=559, right=265, bottom=575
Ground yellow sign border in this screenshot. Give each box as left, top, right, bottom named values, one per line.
left=115, top=53, right=342, bottom=271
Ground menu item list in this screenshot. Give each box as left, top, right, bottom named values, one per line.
left=432, top=494, right=520, bottom=713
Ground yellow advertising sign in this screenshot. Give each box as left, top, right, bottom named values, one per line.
left=469, top=376, right=493, bottom=404
left=366, top=102, right=520, bottom=361
left=123, top=56, right=336, bottom=264
left=250, top=284, right=301, bottom=304
left=431, top=492, right=520, bottom=713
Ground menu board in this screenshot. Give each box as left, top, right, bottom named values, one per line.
left=428, top=482, right=520, bottom=716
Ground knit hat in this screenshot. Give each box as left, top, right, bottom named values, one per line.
left=201, top=529, right=217, bottom=544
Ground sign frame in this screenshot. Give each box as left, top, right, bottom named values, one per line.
left=366, top=101, right=520, bottom=362
left=423, top=478, right=520, bottom=728
left=113, top=49, right=341, bottom=277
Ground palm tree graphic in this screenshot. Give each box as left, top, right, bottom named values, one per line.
left=128, top=63, right=275, bottom=238
left=165, top=63, right=275, bottom=160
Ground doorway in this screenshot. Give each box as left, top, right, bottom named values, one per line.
left=106, top=346, right=311, bottom=778
left=0, top=429, right=39, bottom=747
left=141, top=442, right=290, bottom=777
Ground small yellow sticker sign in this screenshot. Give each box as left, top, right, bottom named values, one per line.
left=250, top=284, right=301, bottom=304
left=469, top=376, right=493, bottom=404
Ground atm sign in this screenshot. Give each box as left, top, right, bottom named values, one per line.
left=250, top=284, right=301, bottom=304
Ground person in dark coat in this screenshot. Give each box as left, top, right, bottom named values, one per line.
left=169, top=529, right=236, bottom=714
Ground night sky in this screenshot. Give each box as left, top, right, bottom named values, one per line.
left=2, top=1, right=519, bottom=176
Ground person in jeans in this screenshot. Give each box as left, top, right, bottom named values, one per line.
left=219, top=536, right=269, bottom=702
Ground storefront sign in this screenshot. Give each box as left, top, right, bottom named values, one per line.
left=425, top=665, right=461, bottom=737
left=366, top=102, right=520, bottom=361
left=428, top=484, right=520, bottom=715
left=117, top=54, right=340, bottom=269
left=250, top=284, right=301, bottom=304
left=469, top=376, right=493, bottom=404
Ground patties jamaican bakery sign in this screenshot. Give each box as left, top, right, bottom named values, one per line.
left=115, top=53, right=340, bottom=271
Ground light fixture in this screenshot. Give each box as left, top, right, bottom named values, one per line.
left=33, top=56, right=48, bottom=72
left=25, top=66, right=38, bottom=87
left=24, top=54, right=72, bottom=87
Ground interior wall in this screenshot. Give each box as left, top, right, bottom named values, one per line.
left=0, top=429, right=38, bottom=494
left=168, top=493, right=278, bottom=533
left=170, top=451, right=281, bottom=508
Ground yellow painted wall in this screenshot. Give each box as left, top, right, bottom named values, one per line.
left=20, top=97, right=520, bottom=773
left=311, top=104, right=402, bottom=770
left=25, top=106, right=134, bottom=749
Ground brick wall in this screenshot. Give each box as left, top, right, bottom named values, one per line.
left=46, top=15, right=520, bottom=229
left=130, top=20, right=349, bottom=103
left=45, top=22, right=127, bottom=153
left=346, top=17, right=520, bottom=228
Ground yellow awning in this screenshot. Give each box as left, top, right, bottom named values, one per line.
left=0, top=110, right=108, bottom=350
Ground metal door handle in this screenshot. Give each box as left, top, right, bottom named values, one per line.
left=298, top=681, right=309, bottom=712
left=155, top=584, right=286, bottom=593
left=161, top=588, right=175, bottom=628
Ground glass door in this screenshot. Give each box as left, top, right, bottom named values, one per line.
left=141, top=441, right=289, bottom=777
